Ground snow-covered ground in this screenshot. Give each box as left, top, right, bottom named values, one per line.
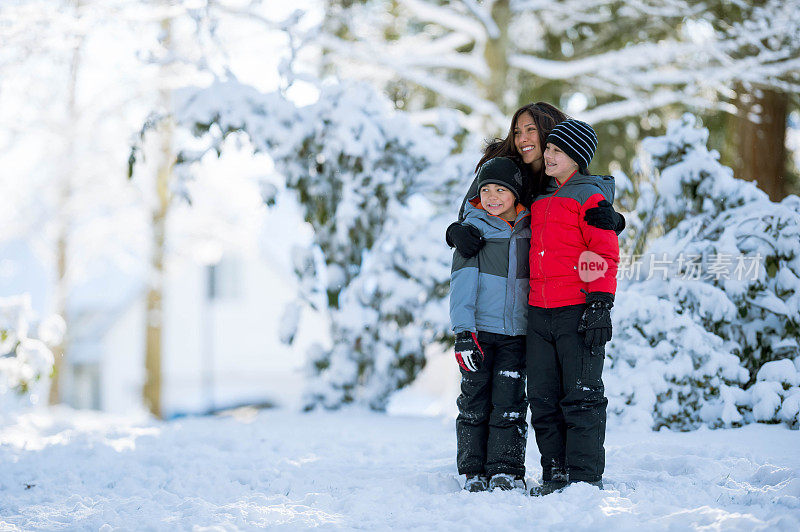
left=1, top=407, right=799, bottom=530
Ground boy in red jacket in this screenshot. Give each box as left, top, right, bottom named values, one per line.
left=527, top=119, right=619, bottom=496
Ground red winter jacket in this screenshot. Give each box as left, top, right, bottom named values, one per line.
left=528, top=171, right=620, bottom=308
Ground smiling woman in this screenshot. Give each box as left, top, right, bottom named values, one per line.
left=514, top=113, right=541, bottom=166
left=455, top=103, right=568, bottom=219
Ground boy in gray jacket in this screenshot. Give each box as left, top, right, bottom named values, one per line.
left=449, top=157, right=530, bottom=492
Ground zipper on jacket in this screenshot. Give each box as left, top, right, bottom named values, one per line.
left=511, top=231, right=517, bottom=333
left=540, top=196, right=551, bottom=307
left=511, top=212, right=529, bottom=332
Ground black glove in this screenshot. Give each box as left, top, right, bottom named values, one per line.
left=446, top=222, right=484, bottom=258
left=578, top=291, right=614, bottom=348
left=454, top=331, right=485, bottom=372
left=614, top=211, right=626, bottom=234
left=584, top=200, right=626, bottom=235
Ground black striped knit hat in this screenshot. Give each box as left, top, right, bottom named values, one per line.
left=545, top=119, right=598, bottom=174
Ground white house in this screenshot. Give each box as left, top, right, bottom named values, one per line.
left=63, top=247, right=316, bottom=417
left=1, top=210, right=323, bottom=417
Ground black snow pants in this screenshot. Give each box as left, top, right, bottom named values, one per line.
left=456, top=331, right=527, bottom=478
left=526, top=304, right=608, bottom=483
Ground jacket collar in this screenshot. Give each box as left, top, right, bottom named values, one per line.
left=466, top=200, right=530, bottom=229
left=542, top=172, right=616, bottom=203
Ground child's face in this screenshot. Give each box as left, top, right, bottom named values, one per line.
left=514, top=112, right=541, bottom=165
left=544, top=143, right=579, bottom=181
left=480, top=183, right=517, bottom=220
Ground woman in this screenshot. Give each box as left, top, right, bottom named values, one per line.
left=445, top=102, right=623, bottom=254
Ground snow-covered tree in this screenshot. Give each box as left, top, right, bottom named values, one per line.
left=0, top=295, right=64, bottom=410
left=608, top=114, right=800, bottom=429
left=1, top=0, right=298, bottom=415
left=0, top=0, right=153, bottom=406
left=748, top=358, right=800, bottom=428
left=147, top=79, right=472, bottom=409
left=607, top=276, right=752, bottom=429
left=321, top=1, right=799, bottom=124
left=305, top=195, right=465, bottom=409
left=320, top=0, right=800, bottom=197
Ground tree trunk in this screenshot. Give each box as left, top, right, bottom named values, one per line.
left=143, top=202, right=166, bottom=418
left=482, top=0, right=511, bottom=133
left=734, top=86, right=789, bottom=201
left=49, top=0, right=83, bottom=405
left=48, top=226, right=68, bottom=404
left=143, top=14, right=174, bottom=419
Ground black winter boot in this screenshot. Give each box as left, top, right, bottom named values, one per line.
left=530, top=462, right=568, bottom=496
left=530, top=478, right=568, bottom=496
left=464, top=474, right=489, bottom=492
left=489, top=474, right=526, bottom=492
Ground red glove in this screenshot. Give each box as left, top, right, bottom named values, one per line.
left=455, top=331, right=485, bottom=372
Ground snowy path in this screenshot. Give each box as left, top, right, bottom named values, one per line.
left=1, top=407, right=799, bottom=531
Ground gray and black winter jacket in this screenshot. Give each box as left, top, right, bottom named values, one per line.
left=449, top=200, right=531, bottom=336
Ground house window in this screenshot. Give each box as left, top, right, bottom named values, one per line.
left=71, top=362, right=100, bottom=410
left=207, top=255, right=242, bottom=301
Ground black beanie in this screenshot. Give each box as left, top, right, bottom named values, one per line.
left=474, top=157, right=524, bottom=201
left=545, top=119, right=598, bottom=174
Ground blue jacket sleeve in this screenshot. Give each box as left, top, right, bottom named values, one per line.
left=449, top=249, right=479, bottom=333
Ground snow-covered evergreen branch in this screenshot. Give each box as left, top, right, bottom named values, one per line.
left=157, top=78, right=474, bottom=410
left=608, top=114, right=800, bottom=429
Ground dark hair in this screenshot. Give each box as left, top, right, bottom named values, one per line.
left=475, top=102, right=568, bottom=205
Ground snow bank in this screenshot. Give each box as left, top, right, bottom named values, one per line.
left=1, top=407, right=798, bottom=530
